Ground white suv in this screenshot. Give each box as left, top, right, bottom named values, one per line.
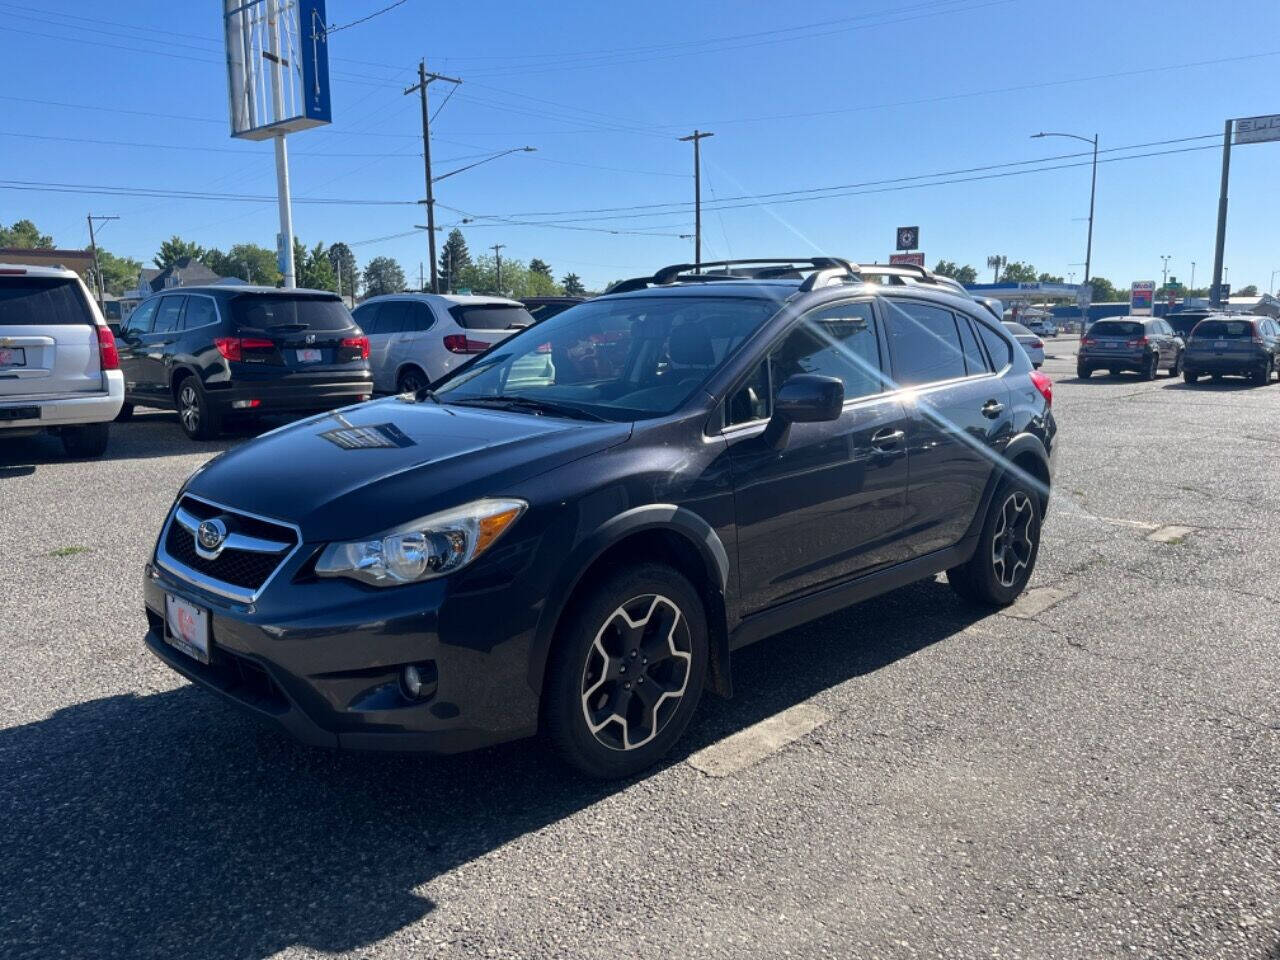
left=352, top=293, right=535, bottom=393
left=0, top=263, right=125, bottom=456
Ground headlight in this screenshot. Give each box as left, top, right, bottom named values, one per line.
left=314, top=498, right=526, bottom=587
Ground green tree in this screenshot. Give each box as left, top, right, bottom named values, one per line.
left=327, top=242, right=359, bottom=300
left=206, top=243, right=280, bottom=285
left=0, top=218, right=54, bottom=248
left=1236, top=284, right=1258, bottom=297
left=1037, top=271, right=1065, bottom=283
left=363, top=256, right=406, bottom=297
left=295, top=240, right=337, bottom=291
left=933, top=260, right=977, bottom=284
left=438, top=229, right=472, bottom=293
left=529, top=258, right=552, bottom=277
left=1086, top=276, right=1119, bottom=302
left=154, top=236, right=206, bottom=269
left=95, top=249, right=142, bottom=296
left=562, top=272, right=586, bottom=296
left=1001, top=261, right=1038, bottom=283
left=525, top=269, right=561, bottom=296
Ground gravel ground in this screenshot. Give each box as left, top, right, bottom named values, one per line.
left=1, top=339, right=1277, bottom=959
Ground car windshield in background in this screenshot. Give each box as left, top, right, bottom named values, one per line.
left=1194, top=320, right=1253, bottom=339
left=230, top=294, right=353, bottom=332
left=524, top=302, right=578, bottom=322
left=449, top=303, right=535, bottom=330
left=434, top=295, right=780, bottom=420
left=1092, top=321, right=1143, bottom=337
left=0, top=277, right=92, bottom=325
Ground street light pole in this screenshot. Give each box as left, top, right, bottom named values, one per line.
left=1160, top=255, right=1172, bottom=288
left=678, top=130, right=714, bottom=272
left=1032, top=131, right=1098, bottom=285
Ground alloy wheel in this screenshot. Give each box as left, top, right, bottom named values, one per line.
left=991, top=492, right=1035, bottom=589
left=580, top=594, right=692, bottom=752
left=399, top=370, right=425, bottom=394
left=179, top=384, right=200, bottom=434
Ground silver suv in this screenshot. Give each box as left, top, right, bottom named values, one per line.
left=0, top=263, right=124, bottom=456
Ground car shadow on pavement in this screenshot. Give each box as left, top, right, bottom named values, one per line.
left=0, top=578, right=983, bottom=959
left=1163, top=379, right=1266, bottom=392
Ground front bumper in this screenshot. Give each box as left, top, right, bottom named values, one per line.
left=142, top=554, right=543, bottom=753
left=0, top=369, right=124, bottom=429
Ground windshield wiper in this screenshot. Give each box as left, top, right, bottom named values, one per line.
left=447, top=395, right=606, bottom=421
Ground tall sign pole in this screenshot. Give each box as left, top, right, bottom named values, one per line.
left=678, top=130, right=714, bottom=272
left=406, top=61, right=461, bottom=294
left=266, top=0, right=296, bottom=287
left=1210, top=119, right=1232, bottom=308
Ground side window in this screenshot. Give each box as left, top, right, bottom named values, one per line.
left=124, top=298, right=158, bottom=336
left=956, top=313, right=990, bottom=375
left=975, top=319, right=1011, bottom=369
left=770, top=300, right=883, bottom=401
left=182, top=296, right=217, bottom=330
left=151, top=296, right=185, bottom=334
left=378, top=301, right=411, bottom=336
left=883, top=301, right=967, bottom=387
left=407, top=302, right=435, bottom=332
left=352, top=303, right=381, bottom=335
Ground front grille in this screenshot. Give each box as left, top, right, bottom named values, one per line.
left=160, top=496, right=299, bottom=596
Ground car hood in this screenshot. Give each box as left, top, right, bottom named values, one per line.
left=184, top=398, right=632, bottom=541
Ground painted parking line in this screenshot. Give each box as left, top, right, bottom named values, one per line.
left=686, top=703, right=831, bottom=777
left=1147, top=524, right=1195, bottom=544
left=1002, top=586, right=1073, bottom=620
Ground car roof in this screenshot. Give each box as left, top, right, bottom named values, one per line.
left=0, top=262, right=81, bottom=279
left=162, top=284, right=340, bottom=298
left=360, top=292, right=524, bottom=308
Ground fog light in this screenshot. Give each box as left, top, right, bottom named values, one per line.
left=401, top=662, right=437, bottom=700
left=230, top=399, right=261, bottom=409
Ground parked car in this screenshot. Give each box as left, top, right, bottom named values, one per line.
left=521, top=296, right=587, bottom=324
left=353, top=293, right=535, bottom=394
left=113, top=286, right=372, bottom=440
left=0, top=263, right=123, bottom=456
left=1026, top=317, right=1059, bottom=337
left=1076, top=317, right=1183, bottom=379
left=1182, top=315, right=1280, bottom=385
left=142, top=256, right=1057, bottom=778
left=1002, top=321, right=1045, bottom=368
left=1166, top=309, right=1213, bottom=344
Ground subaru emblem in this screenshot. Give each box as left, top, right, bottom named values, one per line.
left=196, top=518, right=228, bottom=558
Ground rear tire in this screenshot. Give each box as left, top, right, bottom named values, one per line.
left=1168, top=351, right=1183, bottom=377
left=1252, top=358, right=1272, bottom=385
left=1076, top=364, right=1092, bottom=379
left=396, top=366, right=428, bottom=395
left=61, top=422, right=109, bottom=458
left=114, top=402, right=134, bottom=423
left=544, top=563, right=708, bottom=779
left=176, top=377, right=221, bottom=441
left=1183, top=369, right=1199, bottom=384
left=1142, top=353, right=1159, bottom=380
left=947, top=475, right=1042, bottom=607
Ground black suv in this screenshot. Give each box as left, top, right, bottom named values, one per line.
left=112, top=286, right=372, bottom=439
left=1182, top=315, right=1280, bottom=384
left=142, top=258, right=1057, bottom=777
left=1077, top=316, right=1184, bottom=379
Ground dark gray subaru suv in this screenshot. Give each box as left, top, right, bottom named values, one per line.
left=143, top=258, right=1057, bottom=778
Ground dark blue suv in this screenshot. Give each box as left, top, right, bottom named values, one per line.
left=142, top=258, right=1057, bottom=778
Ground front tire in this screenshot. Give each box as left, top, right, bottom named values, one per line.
left=1142, top=353, right=1159, bottom=380
left=1076, top=363, right=1092, bottom=379
left=61, top=422, right=109, bottom=458
left=947, top=476, right=1042, bottom=607
left=1183, top=369, right=1200, bottom=384
left=544, top=563, right=708, bottom=779
left=176, top=378, right=221, bottom=441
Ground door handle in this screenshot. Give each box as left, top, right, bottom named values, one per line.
left=870, top=427, right=905, bottom=450
left=981, top=399, right=1004, bottom=418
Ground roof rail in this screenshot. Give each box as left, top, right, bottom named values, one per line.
left=607, top=257, right=862, bottom=294
left=857, top=263, right=936, bottom=283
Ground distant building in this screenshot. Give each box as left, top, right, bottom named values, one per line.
left=120, top=258, right=224, bottom=315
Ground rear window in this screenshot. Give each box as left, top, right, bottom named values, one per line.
left=1004, top=322, right=1034, bottom=336
left=1091, top=320, right=1143, bottom=337
left=0, top=276, right=94, bottom=326
left=448, top=303, right=535, bottom=331
left=230, top=294, right=354, bottom=332
left=1194, top=320, right=1253, bottom=339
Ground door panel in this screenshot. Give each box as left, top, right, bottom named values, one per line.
left=116, top=297, right=159, bottom=399
left=139, top=295, right=185, bottom=399
left=727, top=299, right=909, bottom=615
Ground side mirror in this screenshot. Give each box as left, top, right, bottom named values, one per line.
left=762, top=373, right=844, bottom=447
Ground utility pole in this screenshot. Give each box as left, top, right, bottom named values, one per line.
left=405, top=60, right=461, bottom=294
left=1210, top=118, right=1233, bottom=307
left=492, top=243, right=505, bottom=293
left=86, top=214, right=118, bottom=310
left=1160, top=255, right=1172, bottom=288
left=419, top=262, right=425, bottom=293
left=1190, top=261, right=1196, bottom=295
left=678, top=130, right=714, bottom=272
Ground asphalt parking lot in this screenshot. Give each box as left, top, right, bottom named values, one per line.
left=2, top=337, right=1278, bottom=960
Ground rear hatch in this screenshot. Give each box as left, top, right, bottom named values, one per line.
left=0, top=273, right=102, bottom=401
left=1083, top=320, right=1144, bottom=357
left=1187, top=319, right=1257, bottom=361
left=226, top=293, right=368, bottom=378
left=444, top=302, right=536, bottom=355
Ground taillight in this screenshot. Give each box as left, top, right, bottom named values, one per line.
left=443, top=334, right=491, bottom=354
left=1029, top=370, right=1053, bottom=407
left=1081, top=336, right=1095, bottom=346
left=96, top=325, right=119, bottom=371
left=214, top=337, right=274, bottom=362
left=1127, top=336, right=1148, bottom=347
left=1031, top=339, right=1044, bottom=349
left=341, top=336, right=370, bottom=360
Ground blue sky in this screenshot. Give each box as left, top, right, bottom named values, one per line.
left=2, top=0, right=1279, bottom=293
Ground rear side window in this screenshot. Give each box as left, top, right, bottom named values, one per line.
left=352, top=303, right=381, bottom=335
left=182, top=296, right=218, bottom=329
left=0, top=276, right=94, bottom=326
left=231, top=294, right=354, bottom=332
left=1091, top=320, right=1143, bottom=337
left=956, top=315, right=990, bottom=374
left=976, top=320, right=1011, bottom=367
left=1194, top=320, right=1253, bottom=339
left=406, top=302, right=435, bottom=332
left=449, top=303, right=535, bottom=331
left=883, top=301, right=967, bottom=387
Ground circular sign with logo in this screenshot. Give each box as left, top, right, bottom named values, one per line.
left=896, top=226, right=919, bottom=251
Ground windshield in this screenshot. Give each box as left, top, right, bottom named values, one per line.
left=434, top=294, right=780, bottom=420
left=230, top=294, right=355, bottom=332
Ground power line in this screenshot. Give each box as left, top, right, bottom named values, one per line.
left=324, top=0, right=412, bottom=35
left=0, top=179, right=416, bottom=206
